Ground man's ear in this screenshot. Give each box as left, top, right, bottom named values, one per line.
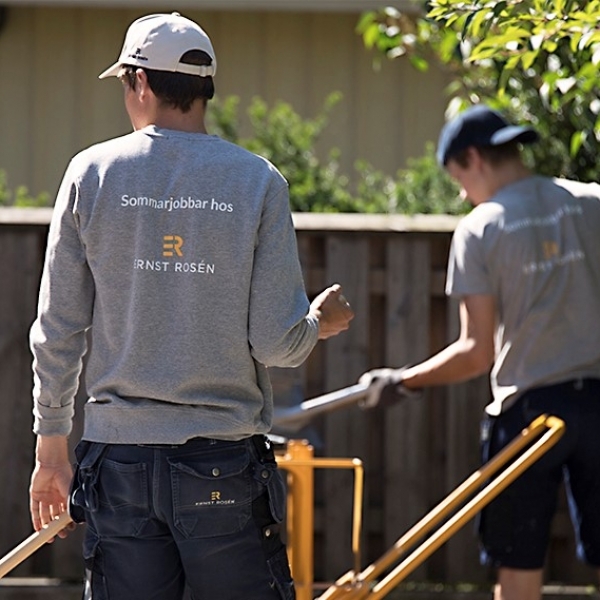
left=465, top=146, right=484, bottom=169
left=135, top=69, right=151, bottom=98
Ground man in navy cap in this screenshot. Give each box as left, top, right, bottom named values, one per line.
left=361, top=104, right=600, bottom=600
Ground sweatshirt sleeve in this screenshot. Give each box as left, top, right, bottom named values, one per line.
left=30, top=163, right=95, bottom=436
left=248, top=183, right=318, bottom=368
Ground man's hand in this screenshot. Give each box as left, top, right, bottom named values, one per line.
left=358, top=367, right=421, bottom=409
left=30, top=436, right=74, bottom=538
left=30, top=463, right=74, bottom=534
left=310, top=283, right=354, bottom=340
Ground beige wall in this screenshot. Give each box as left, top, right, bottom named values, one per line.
left=0, top=5, right=449, bottom=200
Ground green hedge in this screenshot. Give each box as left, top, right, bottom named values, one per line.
left=2, top=93, right=465, bottom=215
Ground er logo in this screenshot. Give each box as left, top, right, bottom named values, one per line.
left=543, top=241, right=559, bottom=260
left=211, top=491, right=221, bottom=501
left=163, top=235, right=183, bottom=257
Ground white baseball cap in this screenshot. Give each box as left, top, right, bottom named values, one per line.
left=98, top=12, right=216, bottom=79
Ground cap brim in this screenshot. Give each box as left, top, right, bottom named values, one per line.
left=491, top=125, right=539, bottom=146
left=98, top=62, right=121, bottom=79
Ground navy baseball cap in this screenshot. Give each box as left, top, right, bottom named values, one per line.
left=436, top=104, right=539, bottom=166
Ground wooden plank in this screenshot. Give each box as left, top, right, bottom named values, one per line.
left=263, top=12, right=312, bottom=114
left=31, top=8, right=79, bottom=198
left=382, top=236, right=431, bottom=580
left=292, top=213, right=460, bottom=233
left=322, top=234, right=370, bottom=579
left=208, top=10, right=264, bottom=129
left=0, top=8, right=34, bottom=191
left=0, top=228, right=44, bottom=575
left=0, top=0, right=422, bottom=10
left=307, top=13, right=357, bottom=179
left=0, top=210, right=53, bottom=226
left=78, top=9, right=133, bottom=145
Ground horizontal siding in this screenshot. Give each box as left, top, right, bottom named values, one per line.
left=2, top=1, right=420, bottom=12
left=0, top=6, right=449, bottom=200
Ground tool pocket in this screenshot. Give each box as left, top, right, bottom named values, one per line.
left=253, top=463, right=287, bottom=524
left=169, top=444, right=252, bottom=538
left=94, top=456, right=150, bottom=537
left=250, top=435, right=287, bottom=523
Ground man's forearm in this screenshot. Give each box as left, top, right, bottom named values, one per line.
left=35, top=435, right=70, bottom=466
left=401, top=339, right=492, bottom=389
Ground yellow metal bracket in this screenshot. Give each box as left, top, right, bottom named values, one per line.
left=277, top=440, right=364, bottom=600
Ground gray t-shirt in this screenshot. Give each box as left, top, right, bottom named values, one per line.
left=30, top=126, right=319, bottom=443
left=446, top=175, right=600, bottom=415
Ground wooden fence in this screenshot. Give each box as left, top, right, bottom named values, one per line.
left=0, top=208, right=593, bottom=591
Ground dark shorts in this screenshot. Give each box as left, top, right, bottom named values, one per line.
left=70, top=435, right=294, bottom=600
left=478, top=378, right=600, bottom=570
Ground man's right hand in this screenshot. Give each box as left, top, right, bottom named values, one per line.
left=358, top=367, right=422, bottom=409
left=309, top=283, right=354, bottom=339
left=30, top=435, right=74, bottom=537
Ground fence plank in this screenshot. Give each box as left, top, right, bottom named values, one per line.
left=0, top=226, right=44, bottom=576
left=381, top=237, right=431, bottom=581
left=322, top=234, right=370, bottom=580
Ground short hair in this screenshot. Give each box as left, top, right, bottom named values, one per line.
left=119, top=50, right=215, bottom=112
left=451, top=141, right=522, bottom=168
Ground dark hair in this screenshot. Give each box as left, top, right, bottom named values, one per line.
left=451, top=141, right=521, bottom=168
left=120, top=50, right=214, bottom=112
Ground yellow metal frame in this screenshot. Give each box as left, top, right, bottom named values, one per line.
left=277, top=440, right=365, bottom=600
left=278, top=414, right=565, bottom=600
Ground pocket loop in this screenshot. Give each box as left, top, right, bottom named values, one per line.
left=266, top=468, right=286, bottom=523
left=70, top=441, right=108, bottom=523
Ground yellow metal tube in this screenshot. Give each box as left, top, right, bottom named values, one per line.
left=277, top=441, right=365, bottom=600
left=368, top=415, right=565, bottom=599
left=317, top=414, right=565, bottom=600
left=280, top=440, right=315, bottom=600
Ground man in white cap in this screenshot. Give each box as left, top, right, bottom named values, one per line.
left=361, top=104, right=600, bottom=600
left=29, top=12, right=353, bottom=600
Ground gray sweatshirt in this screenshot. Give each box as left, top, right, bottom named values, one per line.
left=30, top=126, right=319, bottom=443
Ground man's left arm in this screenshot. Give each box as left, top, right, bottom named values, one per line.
left=401, top=293, right=496, bottom=389
left=29, top=167, right=94, bottom=530
left=360, top=294, right=496, bottom=407
left=30, top=170, right=94, bottom=438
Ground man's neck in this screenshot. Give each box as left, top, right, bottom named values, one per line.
left=484, top=161, right=532, bottom=202
left=135, top=101, right=208, bottom=134
left=153, top=110, right=207, bottom=134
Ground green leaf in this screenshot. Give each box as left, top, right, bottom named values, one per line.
left=570, top=130, right=586, bottom=157
left=426, top=6, right=449, bottom=19
left=409, top=54, right=430, bottom=71
left=521, top=49, right=540, bottom=70
left=438, top=29, right=461, bottom=62
left=467, top=8, right=490, bottom=38
left=492, top=1, right=508, bottom=17
left=362, top=23, right=382, bottom=49
left=355, top=11, right=375, bottom=34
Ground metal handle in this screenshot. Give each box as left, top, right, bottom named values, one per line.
left=318, top=414, right=565, bottom=600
